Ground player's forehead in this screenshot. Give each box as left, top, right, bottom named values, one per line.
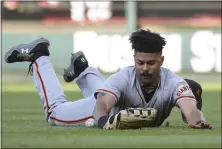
left=134, top=52, right=161, bottom=61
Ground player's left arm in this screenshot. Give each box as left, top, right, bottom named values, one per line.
left=174, top=82, right=212, bottom=129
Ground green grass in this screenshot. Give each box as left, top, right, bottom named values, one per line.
left=2, top=82, right=221, bottom=92
left=2, top=84, right=221, bottom=148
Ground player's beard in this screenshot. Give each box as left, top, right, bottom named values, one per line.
left=139, top=73, right=153, bottom=86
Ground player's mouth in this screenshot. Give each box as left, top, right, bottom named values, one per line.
left=143, top=76, right=151, bottom=80
left=141, top=74, right=152, bottom=78
left=141, top=75, right=152, bottom=81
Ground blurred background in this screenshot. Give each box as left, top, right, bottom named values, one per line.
left=1, top=2, right=221, bottom=148
left=1, top=1, right=221, bottom=85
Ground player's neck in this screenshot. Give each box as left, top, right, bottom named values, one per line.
left=141, top=77, right=160, bottom=94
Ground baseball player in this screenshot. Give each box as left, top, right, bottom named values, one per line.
left=4, top=34, right=208, bottom=129
left=93, top=29, right=212, bottom=129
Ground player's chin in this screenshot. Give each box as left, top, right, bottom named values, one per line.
left=141, top=77, right=152, bottom=84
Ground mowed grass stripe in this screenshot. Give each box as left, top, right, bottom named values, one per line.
left=2, top=135, right=221, bottom=148
left=2, top=82, right=221, bottom=92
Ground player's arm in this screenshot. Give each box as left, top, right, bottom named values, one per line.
left=177, top=100, right=212, bottom=128
left=93, top=92, right=116, bottom=128
left=92, top=71, right=128, bottom=129
left=174, top=82, right=212, bottom=129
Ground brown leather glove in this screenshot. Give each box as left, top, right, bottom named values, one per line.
left=103, top=108, right=157, bottom=130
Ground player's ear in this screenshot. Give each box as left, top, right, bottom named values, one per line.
left=133, top=53, right=136, bottom=63
left=161, top=56, right=164, bottom=65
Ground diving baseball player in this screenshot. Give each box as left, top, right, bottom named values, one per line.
left=4, top=30, right=210, bottom=129
left=93, top=29, right=212, bottom=129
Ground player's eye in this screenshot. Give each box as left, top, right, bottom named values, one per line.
left=147, top=61, right=155, bottom=65
left=137, top=61, right=144, bottom=65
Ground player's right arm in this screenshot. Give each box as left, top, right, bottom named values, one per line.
left=93, top=93, right=116, bottom=128
left=92, top=71, right=128, bottom=128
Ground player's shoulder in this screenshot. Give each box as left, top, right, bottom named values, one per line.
left=160, top=67, right=186, bottom=89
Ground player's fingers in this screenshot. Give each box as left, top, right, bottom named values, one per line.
left=201, top=123, right=213, bottom=129
left=208, top=124, right=213, bottom=129
left=196, top=121, right=213, bottom=129
left=189, top=123, right=212, bottom=129
left=189, top=124, right=202, bottom=129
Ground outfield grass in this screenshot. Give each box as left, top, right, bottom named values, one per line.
left=2, top=84, right=221, bottom=148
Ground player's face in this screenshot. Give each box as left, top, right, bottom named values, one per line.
left=134, top=52, right=164, bottom=86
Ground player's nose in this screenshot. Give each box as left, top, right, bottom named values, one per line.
left=142, top=64, right=149, bottom=71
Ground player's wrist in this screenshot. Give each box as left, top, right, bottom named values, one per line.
left=98, top=116, right=109, bottom=128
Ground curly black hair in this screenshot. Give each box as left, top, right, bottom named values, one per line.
left=129, top=29, right=166, bottom=53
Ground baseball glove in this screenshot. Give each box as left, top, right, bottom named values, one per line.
left=103, top=108, right=157, bottom=130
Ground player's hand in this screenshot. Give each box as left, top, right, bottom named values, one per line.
left=97, top=114, right=120, bottom=130
left=102, top=114, right=119, bottom=130
left=189, top=120, right=213, bottom=129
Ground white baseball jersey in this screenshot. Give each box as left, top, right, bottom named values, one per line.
left=95, top=66, right=196, bottom=126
